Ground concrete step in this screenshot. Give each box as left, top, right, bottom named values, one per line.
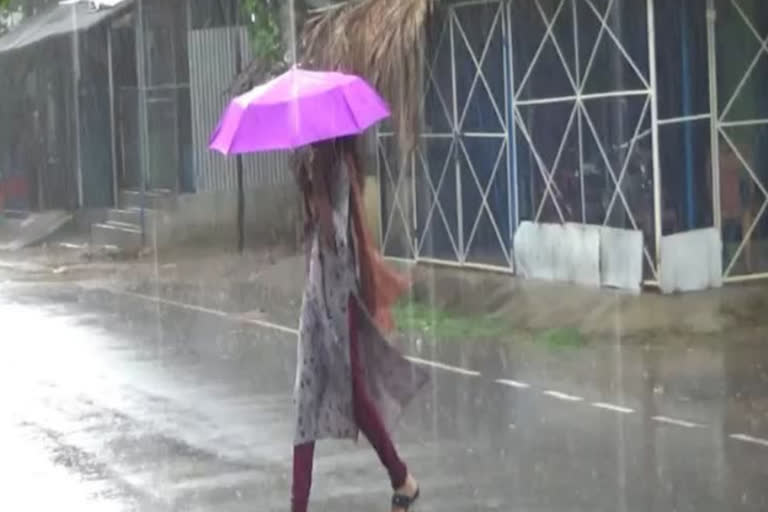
left=92, top=222, right=143, bottom=252
left=120, top=189, right=176, bottom=210
left=108, top=208, right=156, bottom=226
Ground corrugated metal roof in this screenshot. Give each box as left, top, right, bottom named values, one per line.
left=189, top=26, right=292, bottom=192
left=0, top=0, right=132, bottom=54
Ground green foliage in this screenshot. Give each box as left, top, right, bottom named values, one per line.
left=533, top=327, right=585, bottom=349
left=240, top=0, right=283, bottom=65
left=1, top=0, right=58, bottom=34
left=393, top=299, right=508, bottom=340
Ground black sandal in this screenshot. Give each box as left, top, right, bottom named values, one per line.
left=392, top=488, right=420, bottom=510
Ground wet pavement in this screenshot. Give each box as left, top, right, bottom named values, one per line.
left=2, top=260, right=768, bottom=511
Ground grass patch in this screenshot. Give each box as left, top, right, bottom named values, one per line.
left=393, top=299, right=507, bottom=339
left=533, top=327, right=585, bottom=349
left=392, top=300, right=587, bottom=349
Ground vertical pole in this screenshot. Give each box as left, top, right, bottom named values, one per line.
left=375, top=131, right=384, bottom=249
left=108, top=27, right=119, bottom=208
left=135, top=0, right=148, bottom=245
left=706, top=0, right=721, bottom=233
left=71, top=9, right=84, bottom=209
left=707, top=2, right=727, bottom=481
left=573, top=0, right=586, bottom=223
left=647, top=0, right=663, bottom=269
left=170, top=1, right=181, bottom=195
left=234, top=5, right=245, bottom=252
left=411, top=154, right=418, bottom=258
left=611, top=0, right=626, bottom=228
left=503, top=1, right=516, bottom=269
left=681, top=0, right=696, bottom=229
left=508, top=2, right=520, bottom=247
left=450, top=10, right=463, bottom=263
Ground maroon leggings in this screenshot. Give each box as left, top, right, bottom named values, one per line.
left=291, top=296, right=407, bottom=512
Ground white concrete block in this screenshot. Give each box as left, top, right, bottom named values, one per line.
left=514, top=221, right=600, bottom=287
left=600, top=226, right=644, bottom=293
left=659, top=227, right=722, bottom=294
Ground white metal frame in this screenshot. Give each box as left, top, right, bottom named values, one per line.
left=378, top=133, right=417, bottom=258
left=377, top=0, right=768, bottom=283
left=716, top=0, right=768, bottom=281
left=380, top=0, right=512, bottom=269
left=513, top=0, right=658, bottom=275
left=452, top=1, right=511, bottom=266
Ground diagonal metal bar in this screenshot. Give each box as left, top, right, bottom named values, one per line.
left=581, top=102, right=641, bottom=231
left=719, top=127, right=768, bottom=275
left=415, top=142, right=461, bottom=260
left=515, top=0, right=569, bottom=99
left=602, top=97, right=651, bottom=224
left=379, top=143, right=409, bottom=252
left=533, top=0, right=578, bottom=93
left=423, top=71, right=455, bottom=133
left=534, top=102, right=579, bottom=222
left=458, top=138, right=510, bottom=260
left=730, top=0, right=768, bottom=46
left=582, top=0, right=650, bottom=90
left=512, top=102, right=571, bottom=214
left=721, top=128, right=768, bottom=198
left=461, top=138, right=507, bottom=250
left=378, top=140, right=401, bottom=250
left=453, top=5, right=507, bottom=130
left=642, top=244, right=658, bottom=281
left=724, top=198, right=768, bottom=277
left=580, top=0, right=615, bottom=93
left=422, top=16, right=455, bottom=132
left=514, top=106, right=567, bottom=222
left=378, top=140, right=415, bottom=255
left=719, top=0, right=768, bottom=120
left=719, top=38, right=768, bottom=121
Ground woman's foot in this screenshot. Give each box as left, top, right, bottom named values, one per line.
left=392, top=474, right=419, bottom=511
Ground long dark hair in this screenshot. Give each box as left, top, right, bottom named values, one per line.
left=294, top=136, right=363, bottom=233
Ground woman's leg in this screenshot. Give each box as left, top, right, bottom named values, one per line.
left=292, top=441, right=315, bottom=512
left=348, top=296, right=408, bottom=490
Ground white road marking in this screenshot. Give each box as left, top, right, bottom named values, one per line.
left=543, top=390, right=583, bottom=402
left=106, top=288, right=484, bottom=378
left=84, top=285, right=760, bottom=444
left=106, top=283, right=515, bottom=382
left=111, top=289, right=300, bottom=335
left=406, top=357, right=481, bottom=377
left=496, top=379, right=531, bottom=389
left=652, top=416, right=703, bottom=428
left=593, top=402, right=634, bottom=414
left=730, top=434, right=768, bottom=448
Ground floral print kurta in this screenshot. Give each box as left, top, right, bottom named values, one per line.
left=293, top=162, right=428, bottom=445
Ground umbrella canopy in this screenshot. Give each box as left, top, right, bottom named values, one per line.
left=209, top=68, right=390, bottom=155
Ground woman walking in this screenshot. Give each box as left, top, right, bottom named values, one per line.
left=292, top=138, right=428, bottom=512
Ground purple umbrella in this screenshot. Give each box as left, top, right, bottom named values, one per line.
left=209, top=68, right=390, bottom=155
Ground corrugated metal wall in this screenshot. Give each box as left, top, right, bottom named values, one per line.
left=188, top=27, right=292, bottom=192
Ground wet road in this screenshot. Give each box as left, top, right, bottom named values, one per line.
left=2, top=279, right=768, bottom=511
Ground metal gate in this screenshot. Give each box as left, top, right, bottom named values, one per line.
left=378, top=0, right=768, bottom=283
left=714, top=0, right=768, bottom=281
left=379, top=0, right=512, bottom=270
left=511, top=0, right=656, bottom=275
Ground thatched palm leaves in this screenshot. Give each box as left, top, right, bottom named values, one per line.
left=233, top=0, right=436, bottom=160
left=302, top=0, right=435, bottom=159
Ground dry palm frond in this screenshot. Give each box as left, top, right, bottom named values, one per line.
left=302, top=0, right=436, bottom=162
left=227, top=54, right=290, bottom=96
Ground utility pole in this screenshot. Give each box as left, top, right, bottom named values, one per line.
left=233, top=1, right=245, bottom=252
